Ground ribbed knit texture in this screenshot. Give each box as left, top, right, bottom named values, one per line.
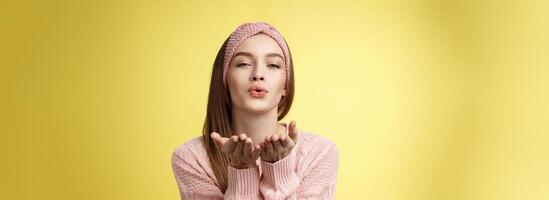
left=171, top=124, right=339, bottom=200
left=222, top=22, right=291, bottom=90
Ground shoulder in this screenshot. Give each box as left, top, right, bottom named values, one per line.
left=171, top=135, right=208, bottom=164
left=293, top=130, right=339, bottom=177
left=296, top=130, right=339, bottom=160
left=298, top=130, right=338, bottom=151
left=171, top=135, right=218, bottom=178
left=170, top=135, right=222, bottom=191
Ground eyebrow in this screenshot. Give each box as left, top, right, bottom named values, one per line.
left=233, top=51, right=284, bottom=60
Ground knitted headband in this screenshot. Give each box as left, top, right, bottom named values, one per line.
left=222, top=22, right=291, bottom=90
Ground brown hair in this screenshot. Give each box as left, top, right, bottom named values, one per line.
left=201, top=35, right=295, bottom=192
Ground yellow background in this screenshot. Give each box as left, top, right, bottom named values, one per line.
left=2, top=0, right=548, bottom=199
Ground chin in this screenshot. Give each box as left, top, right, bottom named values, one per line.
left=244, top=103, right=276, bottom=114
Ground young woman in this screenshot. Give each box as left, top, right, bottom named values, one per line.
left=171, top=22, right=339, bottom=200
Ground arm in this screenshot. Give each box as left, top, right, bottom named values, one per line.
left=259, top=141, right=339, bottom=200
left=172, top=133, right=261, bottom=199
left=259, top=151, right=300, bottom=200
left=171, top=144, right=263, bottom=200
left=295, top=141, right=339, bottom=199
left=171, top=150, right=224, bottom=200
left=225, top=165, right=263, bottom=200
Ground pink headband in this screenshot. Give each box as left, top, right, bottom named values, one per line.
left=222, top=22, right=291, bottom=89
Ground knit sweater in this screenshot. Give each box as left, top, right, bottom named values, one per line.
left=171, top=123, right=339, bottom=200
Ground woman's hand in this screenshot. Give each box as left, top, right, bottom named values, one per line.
left=259, top=120, right=298, bottom=163
left=211, top=132, right=261, bottom=169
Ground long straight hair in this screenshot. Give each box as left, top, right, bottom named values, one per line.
left=202, top=35, right=295, bottom=192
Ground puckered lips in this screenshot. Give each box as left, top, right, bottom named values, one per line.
left=248, top=85, right=268, bottom=98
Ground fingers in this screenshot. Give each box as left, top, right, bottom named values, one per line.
left=251, top=144, right=261, bottom=160
left=243, top=138, right=252, bottom=157
left=272, top=134, right=284, bottom=153
left=232, top=139, right=243, bottom=157
left=232, top=134, right=247, bottom=156
left=223, top=135, right=238, bottom=153
left=223, top=133, right=261, bottom=161
left=279, top=134, right=288, bottom=148
left=264, top=135, right=274, bottom=155
left=278, top=121, right=297, bottom=149
left=210, top=132, right=228, bottom=149
left=217, top=129, right=297, bottom=164
left=260, top=143, right=267, bottom=158
left=285, top=135, right=295, bottom=148
left=288, top=120, right=298, bottom=141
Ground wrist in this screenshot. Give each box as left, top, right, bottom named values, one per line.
left=261, top=157, right=279, bottom=163
left=230, top=163, right=257, bottom=169
left=261, top=152, right=290, bottom=163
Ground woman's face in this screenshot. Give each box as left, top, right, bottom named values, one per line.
left=227, top=33, right=287, bottom=114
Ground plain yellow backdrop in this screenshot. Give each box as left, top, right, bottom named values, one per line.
left=2, top=0, right=548, bottom=199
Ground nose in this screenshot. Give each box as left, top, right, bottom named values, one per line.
left=250, top=65, right=265, bottom=82
left=251, top=75, right=264, bottom=81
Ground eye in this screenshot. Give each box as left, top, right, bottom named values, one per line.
left=268, top=64, right=280, bottom=68
left=237, top=63, right=250, bottom=67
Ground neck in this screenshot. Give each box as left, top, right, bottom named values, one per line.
left=231, top=107, right=284, bottom=145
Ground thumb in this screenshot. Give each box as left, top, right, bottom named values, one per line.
left=210, top=132, right=226, bottom=148
left=288, top=120, right=298, bottom=141
left=251, top=144, right=261, bottom=160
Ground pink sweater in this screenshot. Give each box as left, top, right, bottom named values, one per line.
left=171, top=125, right=339, bottom=200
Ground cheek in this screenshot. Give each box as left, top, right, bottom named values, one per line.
left=276, top=71, right=287, bottom=88
left=228, top=67, right=247, bottom=81
left=271, top=76, right=286, bottom=97
left=227, top=70, right=246, bottom=93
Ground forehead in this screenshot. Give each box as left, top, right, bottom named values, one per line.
left=234, top=33, right=284, bottom=57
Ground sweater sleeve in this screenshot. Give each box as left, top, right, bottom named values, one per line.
left=260, top=151, right=300, bottom=200
left=259, top=140, right=339, bottom=200
left=225, top=165, right=262, bottom=200
left=171, top=150, right=224, bottom=200
left=171, top=147, right=263, bottom=200
left=296, top=141, right=339, bottom=199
